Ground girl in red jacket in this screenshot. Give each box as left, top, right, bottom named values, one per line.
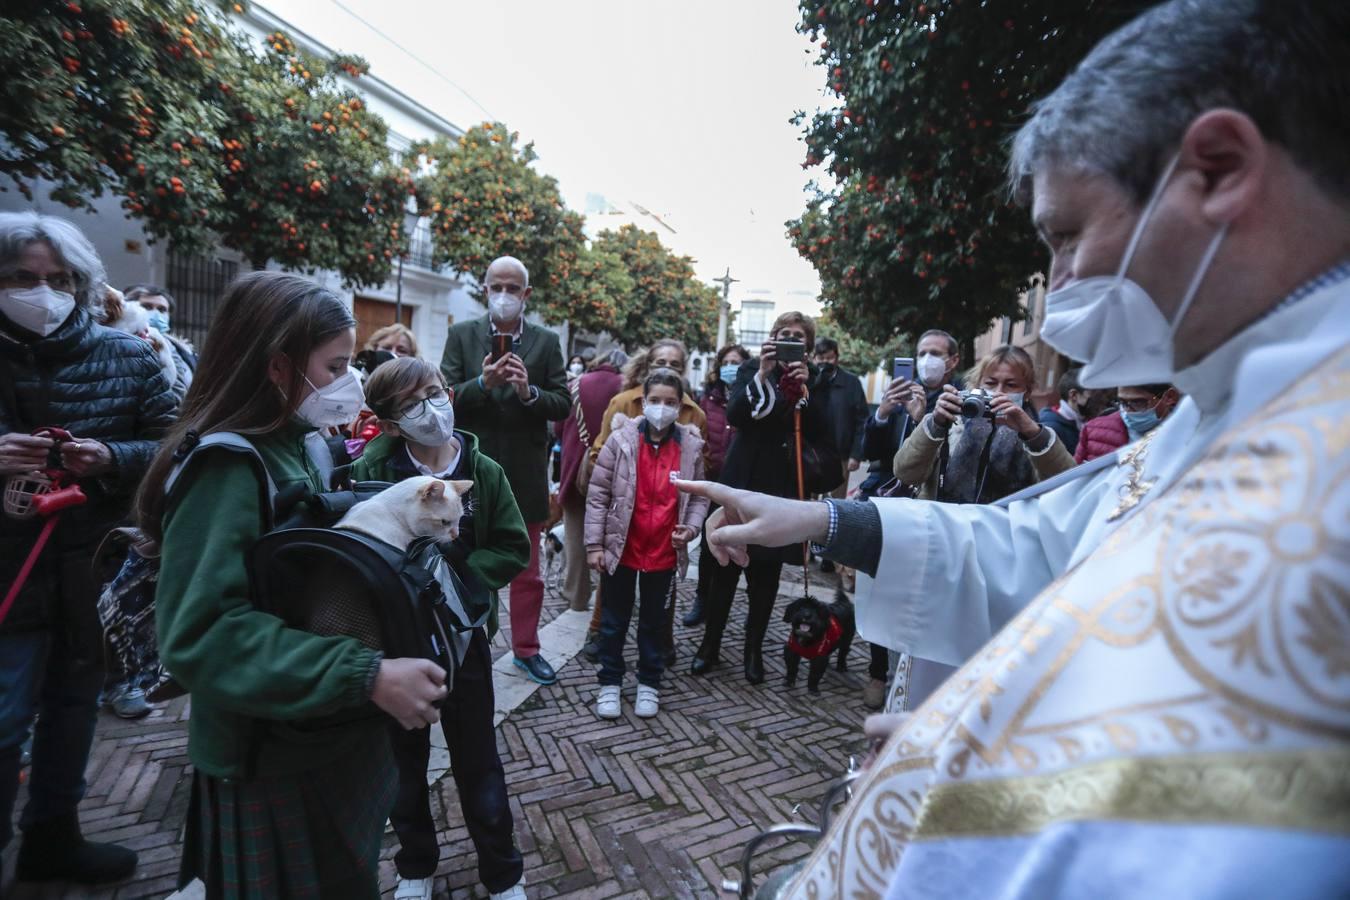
left=584, top=371, right=710, bottom=719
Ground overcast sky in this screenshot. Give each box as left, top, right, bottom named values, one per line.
left=266, top=0, right=829, bottom=310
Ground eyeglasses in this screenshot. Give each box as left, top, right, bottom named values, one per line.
left=2, top=270, right=76, bottom=292
left=1118, top=395, right=1162, bottom=413
left=399, top=389, right=452, bottom=419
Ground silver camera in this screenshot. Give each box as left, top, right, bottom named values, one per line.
left=958, top=388, right=997, bottom=420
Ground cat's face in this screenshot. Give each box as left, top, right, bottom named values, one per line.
left=405, top=476, right=472, bottom=541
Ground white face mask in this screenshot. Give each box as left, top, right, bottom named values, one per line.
left=917, top=353, right=947, bottom=387
left=0, top=285, right=77, bottom=337
left=295, top=368, right=364, bottom=429
left=568, top=363, right=584, bottom=377
left=1040, top=155, right=1228, bottom=390
left=1005, top=391, right=1025, bottom=409
left=398, top=400, right=456, bottom=446
left=643, top=401, right=678, bottom=430
left=488, top=291, right=524, bottom=323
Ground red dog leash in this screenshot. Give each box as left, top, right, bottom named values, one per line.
left=0, top=427, right=88, bottom=628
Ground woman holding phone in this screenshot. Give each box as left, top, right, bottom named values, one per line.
left=691, top=311, right=830, bottom=685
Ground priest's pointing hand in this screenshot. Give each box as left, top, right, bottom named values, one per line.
left=674, top=480, right=830, bottom=567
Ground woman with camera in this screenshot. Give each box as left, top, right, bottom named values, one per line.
left=692, top=313, right=831, bottom=685
left=893, top=345, right=1075, bottom=503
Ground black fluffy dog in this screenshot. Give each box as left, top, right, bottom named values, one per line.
left=782, top=590, right=855, bottom=693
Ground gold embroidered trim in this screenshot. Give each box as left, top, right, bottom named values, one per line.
left=913, top=748, right=1350, bottom=840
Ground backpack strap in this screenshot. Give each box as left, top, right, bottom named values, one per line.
left=165, top=432, right=279, bottom=527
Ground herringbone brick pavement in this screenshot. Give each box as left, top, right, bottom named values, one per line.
left=6, top=566, right=874, bottom=899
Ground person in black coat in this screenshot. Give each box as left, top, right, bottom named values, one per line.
left=1036, top=366, right=1112, bottom=457
left=0, top=213, right=176, bottom=886
left=810, top=337, right=869, bottom=490
left=692, top=311, right=830, bottom=685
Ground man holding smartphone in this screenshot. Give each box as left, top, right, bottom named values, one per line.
left=441, top=256, right=569, bottom=686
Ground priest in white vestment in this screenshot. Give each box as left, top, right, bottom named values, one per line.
left=680, top=1, right=1350, bottom=896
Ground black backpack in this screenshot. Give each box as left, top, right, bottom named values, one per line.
left=247, top=528, right=491, bottom=692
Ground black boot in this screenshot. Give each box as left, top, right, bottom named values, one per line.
left=744, top=642, right=765, bottom=685
left=681, top=595, right=706, bottom=627
left=17, top=811, right=138, bottom=885
left=690, top=653, right=718, bottom=676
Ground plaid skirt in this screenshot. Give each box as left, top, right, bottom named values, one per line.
left=180, top=725, right=396, bottom=899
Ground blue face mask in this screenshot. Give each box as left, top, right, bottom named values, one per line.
left=146, top=310, right=170, bottom=333
left=1122, top=408, right=1161, bottom=438
left=719, top=363, right=740, bottom=385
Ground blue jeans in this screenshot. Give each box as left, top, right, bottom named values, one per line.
left=597, top=565, right=673, bottom=689
left=0, top=619, right=105, bottom=849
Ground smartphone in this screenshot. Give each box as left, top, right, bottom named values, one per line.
left=892, top=357, right=915, bottom=382
left=774, top=340, right=805, bottom=364
left=490, top=333, right=513, bottom=363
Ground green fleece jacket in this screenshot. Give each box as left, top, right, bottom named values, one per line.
left=156, top=421, right=383, bottom=780
left=352, top=431, right=530, bottom=608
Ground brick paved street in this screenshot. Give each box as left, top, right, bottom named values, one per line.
left=5, top=562, right=873, bottom=899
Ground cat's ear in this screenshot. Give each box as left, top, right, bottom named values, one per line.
left=418, top=479, right=446, bottom=501
left=447, top=479, right=474, bottom=496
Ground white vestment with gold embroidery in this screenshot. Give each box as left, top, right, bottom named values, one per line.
left=788, top=276, right=1350, bottom=898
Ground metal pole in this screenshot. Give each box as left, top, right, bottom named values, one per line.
left=395, top=254, right=404, bottom=325
left=713, top=267, right=737, bottom=349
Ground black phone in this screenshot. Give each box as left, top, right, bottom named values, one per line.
left=892, top=357, right=915, bottom=382
left=490, top=333, right=513, bottom=363
left=774, top=340, right=805, bottom=364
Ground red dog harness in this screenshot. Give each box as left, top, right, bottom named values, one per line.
left=787, top=615, right=843, bottom=660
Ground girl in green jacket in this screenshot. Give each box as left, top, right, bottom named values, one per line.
left=136, top=272, right=447, bottom=899
left=352, top=356, right=531, bottom=900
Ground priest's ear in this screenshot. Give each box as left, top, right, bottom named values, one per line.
left=1178, top=109, right=1267, bottom=227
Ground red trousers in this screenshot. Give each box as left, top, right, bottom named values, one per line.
left=508, top=522, right=544, bottom=657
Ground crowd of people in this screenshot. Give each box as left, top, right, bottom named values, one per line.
left=0, top=205, right=1193, bottom=897
left=2, top=1, right=1346, bottom=897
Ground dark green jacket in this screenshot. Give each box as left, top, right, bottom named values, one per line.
left=156, top=421, right=382, bottom=780
left=439, top=315, right=568, bottom=523
left=352, top=430, right=530, bottom=599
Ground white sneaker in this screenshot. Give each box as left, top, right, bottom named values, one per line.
left=634, top=685, right=660, bottom=718
left=595, top=685, right=621, bottom=719
left=394, top=877, right=433, bottom=900
left=490, top=877, right=527, bottom=899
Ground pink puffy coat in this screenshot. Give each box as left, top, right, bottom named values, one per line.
left=584, top=414, right=710, bottom=577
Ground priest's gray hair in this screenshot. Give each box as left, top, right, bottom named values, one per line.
left=1008, top=0, right=1350, bottom=207
left=0, top=212, right=108, bottom=315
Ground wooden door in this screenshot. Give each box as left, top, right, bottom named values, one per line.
left=354, top=296, right=413, bottom=350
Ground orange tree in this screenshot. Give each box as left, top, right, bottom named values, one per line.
left=115, top=26, right=413, bottom=283
left=788, top=0, right=1155, bottom=346
left=0, top=0, right=231, bottom=212
left=595, top=225, right=720, bottom=352
left=414, top=124, right=611, bottom=327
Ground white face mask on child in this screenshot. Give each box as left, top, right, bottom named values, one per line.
left=643, top=402, right=678, bottom=430
left=295, top=368, right=364, bottom=429
left=398, top=402, right=456, bottom=446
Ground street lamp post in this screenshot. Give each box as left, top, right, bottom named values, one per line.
left=394, top=200, right=420, bottom=326
left=713, top=267, right=738, bottom=348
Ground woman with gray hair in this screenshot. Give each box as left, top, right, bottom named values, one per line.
left=0, top=212, right=177, bottom=886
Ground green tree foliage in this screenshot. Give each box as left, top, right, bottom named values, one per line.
left=116, top=28, right=414, bottom=283
left=0, top=0, right=231, bottom=212
left=415, top=123, right=592, bottom=324
left=594, top=225, right=721, bottom=353
left=788, top=0, right=1155, bottom=345
left=1, top=2, right=410, bottom=286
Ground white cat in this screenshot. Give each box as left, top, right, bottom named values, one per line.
left=335, top=476, right=472, bottom=548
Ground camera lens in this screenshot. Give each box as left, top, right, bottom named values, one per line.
left=959, top=393, right=986, bottom=419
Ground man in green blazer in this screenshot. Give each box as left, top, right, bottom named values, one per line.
left=441, top=256, right=569, bottom=685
